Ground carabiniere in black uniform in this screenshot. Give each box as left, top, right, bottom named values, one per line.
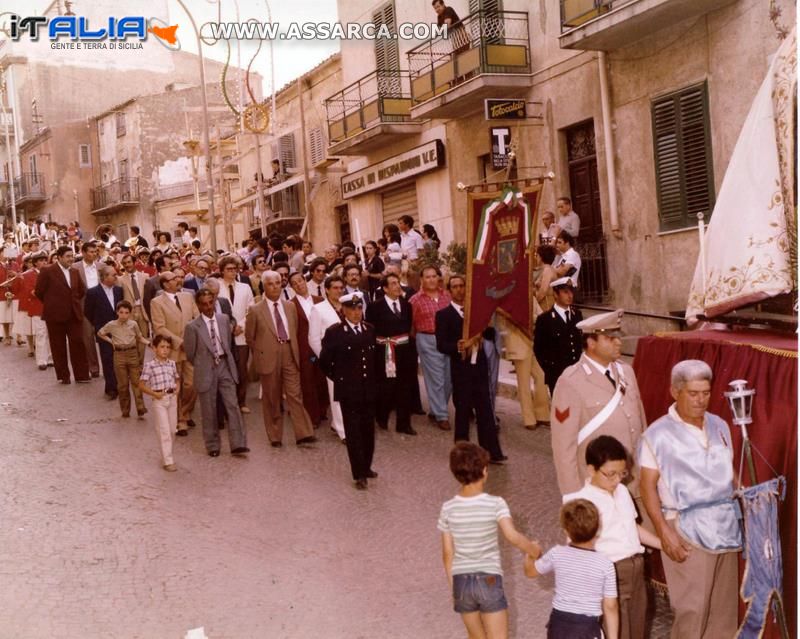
left=319, top=317, right=378, bottom=486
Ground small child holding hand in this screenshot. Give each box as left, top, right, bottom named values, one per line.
left=525, top=499, right=619, bottom=639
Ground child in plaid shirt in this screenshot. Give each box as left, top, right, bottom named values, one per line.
left=139, top=335, right=180, bottom=472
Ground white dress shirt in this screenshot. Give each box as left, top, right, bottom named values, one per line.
left=59, top=263, right=72, bottom=287
left=400, top=229, right=425, bottom=260
left=308, top=299, right=341, bottom=356
left=384, top=294, right=402, bottom=314
left=309, top=279, right=327, bottom=299
left=552, top=303, right=573, bottom=323
left=217, top=280, right=254, bottom=346
left=451, top=301, right=464, bottom=318
left=101, top=284, right=116, bottom=310
left=563, top=481, right=644, bottom=562
left=554, top=247, right=582, bottom=287
left=268, top=298, right=291, bottom=341
left=558, top=210, right=581, bottom=239
left=295, top=294, right=314, bottom=319
left=83, top=261, right=99, bottom=289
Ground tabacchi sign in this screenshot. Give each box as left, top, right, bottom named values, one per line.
left=4, top=14, right=180, bottom=50
left=341, top=140, right=445, bottom=199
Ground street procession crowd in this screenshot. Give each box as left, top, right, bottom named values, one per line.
left=1, top=201, right=743, bottom=639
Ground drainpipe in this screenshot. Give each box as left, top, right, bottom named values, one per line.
left=597, top=51, right=622, bottom=239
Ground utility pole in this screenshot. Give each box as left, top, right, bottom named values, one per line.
left=0, top=74, right=18, bottom=232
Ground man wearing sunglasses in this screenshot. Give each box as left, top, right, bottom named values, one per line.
left=550, top=309, right=647, bottom=498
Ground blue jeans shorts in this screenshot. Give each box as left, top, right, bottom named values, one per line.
left=452, top=572, right=508, bottom=614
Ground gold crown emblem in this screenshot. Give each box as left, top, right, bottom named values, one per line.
left=494, top=216, right=519, bottom=237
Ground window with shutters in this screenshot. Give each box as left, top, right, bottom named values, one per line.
left=469, top=0, right=503, bottom=44
left=271, top=134, right=296, bottom=172
left=309, top=127, right=325, bottom=167
left=79, top=144, right=91, bottom=167
left=373, top=2, right=401, bottom=95
left=651, top=82, right=715, bottom=232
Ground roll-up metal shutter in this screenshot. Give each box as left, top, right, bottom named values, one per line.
left=381, top=182, right=418, bottom=227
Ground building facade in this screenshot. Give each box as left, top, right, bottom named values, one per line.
left=327, top=0, right=795, bottom=327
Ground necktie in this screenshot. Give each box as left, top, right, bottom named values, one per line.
left=605, top=370, right=616, bottom=389
left=208, top=317, right=221, bottom=364
left=565, top=309, right=571, bottom=323
left=273, top=302, right=289, bottom=341
left=283, top=288, right=290, bottom=300
left=229, top=284, right=235, bottom=304
left=131, top=275, right=140, bottom=301
left=317, top=284, right=323, bottom=297
left=174, top=295, right=182, bottom=311
left=353, top=324, right=360, bottom=335
left=392, top=301, right=401, bottom=317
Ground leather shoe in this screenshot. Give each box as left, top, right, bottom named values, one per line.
left=366, top=470, right=378, bottom=478
left=296, top=436, right=317, bottom=445
left=524, top=423, right=538, bottom=431
left=354, top=478, right=368, bottom=490
left=187, top=419, right=196, bottom=429
left=240, top=406, right=251, bottom=414
left=163, top=464, right=177, bottom=472
left=536, top=420, right=551, bottom=429
left=90, top=371, right=100, bottom=378
left=270, top=441, right=283, bottom=448
left=489, top=455, right=508, bottom=465
left=437, top=419, right=451, bottom=431
left=341, top=438, right=347, bottom=445
left=232, top=447, right=250, bottom=456
left=106, top=392, right=118, bottom=400
left=38, top=365, right=47, bottom=370
left=208, top=450, right=220, bottom=457
left=397, top=427, right=417, bottom=436
left=76, top=379, right=90, bottom=384
left=376, top=421, right=388, bottom=430
left=176, top=429, right=188, bottom=437
left=427, top=413, right=437, bottom=422
left=121, top=413, right=130, bottom=418
left=59, top=379, right=71, bottom=385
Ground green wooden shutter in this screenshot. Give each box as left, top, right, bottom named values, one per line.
left=373, top=3, right=400, bottom=96
left=652, top=82, right=714, bottom=231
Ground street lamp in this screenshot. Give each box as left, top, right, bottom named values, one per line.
left=172, top=0, right=218, bottom=254
left=724, top=379, right=758, bottom=484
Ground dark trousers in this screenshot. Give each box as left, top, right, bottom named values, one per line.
left=97, top=338, right=117, bottom=394
left=235, top=344, right=249, bottom=406
left=340, top=397, right=375, bottom=481
left=546, top=608, right=603, bottom=639
left=452, top=364, right=503, bottom=459
left=376, top=376, right=412, bottom=431
left=46, top=318, right=89, bottom=383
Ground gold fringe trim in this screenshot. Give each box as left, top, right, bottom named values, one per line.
left=647, top=578, right=670, bottom=597
left=650, top=332, right=797, bottom=359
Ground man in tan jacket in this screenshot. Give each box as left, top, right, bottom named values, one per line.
left=245, top=270, right=316, bottom=447
left=550, top=310, right=648, bottom=498
left=150, top=271, right=199, bottom=435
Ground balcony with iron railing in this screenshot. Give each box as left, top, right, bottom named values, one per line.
left=559, top=0, right=738, bottom=50
left=91, top=177, right=140, bottom=214
left=4, top=173, right=47, bottom=210
left=325, top=69, right=422, bottom=155
left=406, top=10, right=532, bottom=119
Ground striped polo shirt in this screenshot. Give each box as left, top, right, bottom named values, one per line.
left=437, top=493, right=511, bottom=576
left=535, top=545, right=618, bottom=616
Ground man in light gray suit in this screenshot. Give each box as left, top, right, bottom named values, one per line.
left=183, top=288, right=248, bottom=457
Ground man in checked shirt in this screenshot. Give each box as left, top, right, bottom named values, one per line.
left=139, top=335, right=181, bottom=472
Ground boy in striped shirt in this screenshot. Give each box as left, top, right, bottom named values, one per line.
left=438, top=442, right=540, bottom=639
left=525, top=499, right=619, bottom=638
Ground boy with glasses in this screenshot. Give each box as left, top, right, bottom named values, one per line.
left=563, top=435, right=661, bottom=639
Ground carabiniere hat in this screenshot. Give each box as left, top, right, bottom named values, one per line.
left=550, top=276, right=575, bottom=290
left=576, top=309, right=625, bottom=337
left=340, top=292, right=364, bottom=308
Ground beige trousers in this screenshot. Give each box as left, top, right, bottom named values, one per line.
left=176, top=360, right=197, bottom=427
left=150, top=393, right=177, bottom=465
left=661, top=520, right=739, bottom=639
left=259, top=342, right=314, bottom=444
left=512, top=351, right=551, bottom=425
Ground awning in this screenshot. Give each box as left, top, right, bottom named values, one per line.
left=231, top=173, right=304, bottom=209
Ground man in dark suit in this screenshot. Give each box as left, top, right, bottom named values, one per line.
left=365, top=273, right=417, bottom=435
left=183, top=289, right=248, bottom=457
left=533, top=277, right=583, bottom=394
left=84, top=264, right=124, bottom=399
left=319, top=292, right=378, bottom=490
left=435, top=274, right=505, bottom=463
left=143, top=256, right=171, bottom=319
left=71, top=241, right=101, bottom=377
left=33, top=245, right=89, bottom=384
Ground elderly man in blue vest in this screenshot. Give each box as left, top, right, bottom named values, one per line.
left=638, top=359, right=741, bottom=638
